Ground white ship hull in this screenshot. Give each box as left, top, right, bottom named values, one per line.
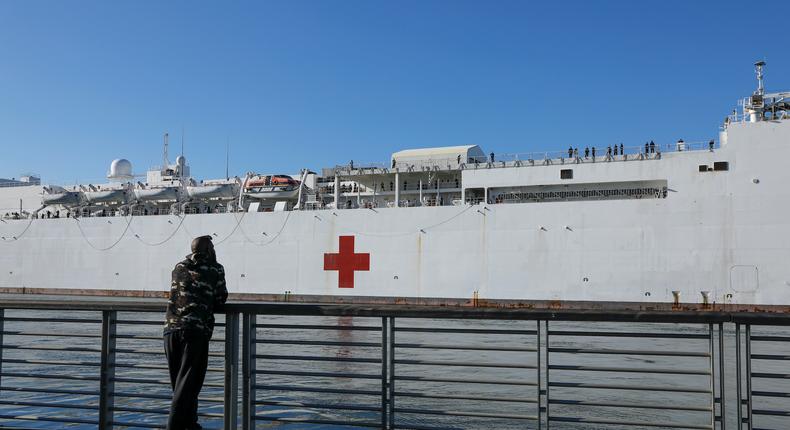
left=1, top=120, right=789, bottom=307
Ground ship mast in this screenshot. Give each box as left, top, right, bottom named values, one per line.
left=755, top=60, right=766, bottom=96
left=162, top=132, right=170, bottom=168
left=745, top=61, right=767, bottom=122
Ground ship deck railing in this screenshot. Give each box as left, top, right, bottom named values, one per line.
left=0, top=297, right=788, bottom=429
left=499, top=140, right=716, bottom=164
left=0, top=182, right=41, bottom=189
left=327, top=140, right=718, bottom=178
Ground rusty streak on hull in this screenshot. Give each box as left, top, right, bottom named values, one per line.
left=1, top=286, right=789, bottom=314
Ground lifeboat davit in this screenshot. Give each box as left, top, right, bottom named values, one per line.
left=187, top=184, right=237, bottom=200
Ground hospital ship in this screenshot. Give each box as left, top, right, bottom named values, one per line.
left=1, top=62, right=789, bottom=310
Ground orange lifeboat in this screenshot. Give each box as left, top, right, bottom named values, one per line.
left=245, top=175, right=299, bottom=189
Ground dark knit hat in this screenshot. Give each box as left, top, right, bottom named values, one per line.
left=191, top=235, right=214, bottom=254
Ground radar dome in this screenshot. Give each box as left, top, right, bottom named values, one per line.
left=176, top=155, right=186, bottom=166
left=108, top=158, right=133, bottom=180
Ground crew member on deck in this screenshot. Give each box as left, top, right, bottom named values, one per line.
left=568, top=147, right=573, bottom=158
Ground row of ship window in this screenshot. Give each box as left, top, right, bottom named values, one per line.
left=320, top=179, right=461, bottom=194
left=493, top=187, right=668, bottom=203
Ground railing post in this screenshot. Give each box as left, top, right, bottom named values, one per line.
left=242, top=312, right=256, bottom=430
left=99, top=310, right=117, bottom=430
left=545, top=320, right=550, bottom=430
left=0, top=309, right=4, bottom=394
left=745, top=325, right=753, bottom=430
left=224, top=312, right=240, bottom=430
left=388, top=317, right=395, bottom=429
left=537, top=319, right=541, bottom=430
left=736, top=324, right=742, bottom=428
left=381, top=317, right=388, bottom=429
left=719, top=323, right=726, bottom=430
left=709, top=324, right=716, bottom=429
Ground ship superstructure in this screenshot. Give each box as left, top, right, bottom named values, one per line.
left=1, top=62, right=789, bottom=308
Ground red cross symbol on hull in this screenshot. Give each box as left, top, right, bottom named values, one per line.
left=324, top=236, right=370, bottom=288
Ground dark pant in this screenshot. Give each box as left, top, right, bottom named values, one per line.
left=164, top=330, right=210, bottom=430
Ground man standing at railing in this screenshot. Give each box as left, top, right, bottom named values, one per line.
left=163, top=235, right=228, bottom=430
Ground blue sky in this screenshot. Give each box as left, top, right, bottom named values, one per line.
left=1, top=1, right=787, bottom=184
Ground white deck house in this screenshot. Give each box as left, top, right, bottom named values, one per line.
left=391, top=145, right=487, bottom=170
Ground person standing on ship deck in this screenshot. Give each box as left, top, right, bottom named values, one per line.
left=568, top=146, right=573, bottom=158
left=164, top=235, right=228, bottom=430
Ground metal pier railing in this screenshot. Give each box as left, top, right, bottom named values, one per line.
left=0, top=300, right=788, bottom=429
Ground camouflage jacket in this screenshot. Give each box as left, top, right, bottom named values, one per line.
left=164, top=253, right=228, bottom=337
